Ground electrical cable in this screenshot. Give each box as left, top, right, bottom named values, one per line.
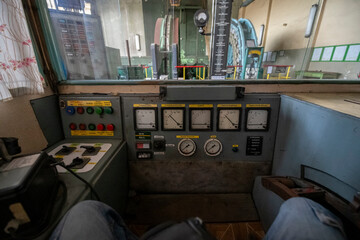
left=56, top=164, right=101, bottom=201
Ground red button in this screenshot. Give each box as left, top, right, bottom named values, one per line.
left=107, top=124, right=115, bottom=131
left=69, top=123, right=77, bottom=130
left=77, top=107, right=84, bottom=114
left=136, top=143, right=144, bottom=149
left=97, top=124, right=105, bottom=131
left=79, top=123, right=86, bottom=130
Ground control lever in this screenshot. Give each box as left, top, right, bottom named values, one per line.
left=80, top=146, right=96, bottom=153
left=61, top=146, right=72, bottom=153
left=66, top=157, right=84, bottom=168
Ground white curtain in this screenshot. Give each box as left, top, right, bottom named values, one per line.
left=0, top=0, right=44, bottom=102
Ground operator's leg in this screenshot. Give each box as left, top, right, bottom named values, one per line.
left=264, top=197, right=346, bottom=240
left=50, top=200, right=138, bottom=240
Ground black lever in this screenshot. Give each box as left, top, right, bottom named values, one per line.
left=67, top=157, right=84, bottom=168
left=80, top=146, right=96, bottom=153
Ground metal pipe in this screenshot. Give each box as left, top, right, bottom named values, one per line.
left=126, top=40, right=131, bottom=66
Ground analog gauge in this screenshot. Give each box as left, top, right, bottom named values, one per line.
left=246, top=109, right=269, bottom=130
left=135, top=108, right=157, bottom=130
left=190, top=109, right=212, bottom=130
left=162, top=109, right=185, bottom=130
left=204, top=139, right=222, bottom=156
left=178, top=139, right=196, bottom=157
left=218, top=109, right=241, bottom=130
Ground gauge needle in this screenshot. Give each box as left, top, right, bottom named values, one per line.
left=225, top=115, right=236, bottom=126
left=169, top=115, right=181, bottom=126
left=209, top=144, right=216, bottom=150
left=181, top=144, right=190, bottom=151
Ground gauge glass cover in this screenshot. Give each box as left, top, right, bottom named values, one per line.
left=178, top=139, right=196, bottom=156
left=191, top=109, right=211, bottom=130
left=218, top=109, right=240, bottom=130
left=163, top=109, right=184, bottom=130
left=204, top=139, right=222, bottom=156
left=246, top=109, right=268, bottom=130
left=135, top=109, right=156, bottom=130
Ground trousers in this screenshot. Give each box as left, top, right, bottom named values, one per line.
left=50, top=197, right=347, bottom=240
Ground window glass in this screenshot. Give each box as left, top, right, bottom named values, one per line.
left=44, top=0, right=360, bottom=81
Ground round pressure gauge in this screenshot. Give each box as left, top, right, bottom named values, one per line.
left=190, top=109, right=212, bottom=130
left=135, top=108, right=157, bottom=130
left=162, top=108, right=185, bottom=130
left=218, top=109, right=241, bottom=130
left=204, top=139, right=222, bottom=157
left=178, top=139, right=196, bottom=157
left=194, top=9, right=209, bottom=27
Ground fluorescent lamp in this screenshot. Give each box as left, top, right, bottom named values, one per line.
left=258, top=24, right=265, bottom=46
left=135, top=34, right=141, bottom=51
left=305, top=4, right=318, bottom=38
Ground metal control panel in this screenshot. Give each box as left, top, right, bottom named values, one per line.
left=122, top=94, right=280, bottom=162
left=59, top=95, right=123, bottom=139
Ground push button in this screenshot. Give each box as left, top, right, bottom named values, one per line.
left=77, top=107, right=85, bottom=114
left=66, top=106, right=75, bottom=115
left=86, top=107, right=94, bottom=114
left=106, top=124, right=115, bottom=131
left=97, top=124, right=105, bottom=131
left=104, top=107, right=113, bottom=114
left=69, top=123, right=77, bottom=130
left=95, top=107, right=103, bottom=115
left=88, top=123, right=96, bottom=130
left=79, top=123, right=86, bottom=130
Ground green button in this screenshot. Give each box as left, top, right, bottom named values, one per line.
left=104, top=107, right=113, bottom=114
left=86, top=107, right=94, bottom=114
left=88, top=124, right=96, bottom=130
left=95, top=107, right=103, bottom=115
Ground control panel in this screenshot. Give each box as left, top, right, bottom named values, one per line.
left=122, top=94, right=280, bottom=162
left=59, top=95, right=122, bottom=139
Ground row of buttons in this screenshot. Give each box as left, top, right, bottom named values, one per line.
left=69, top=123, right=115, bottom=131
left=66, top=106, right=113, bottom=115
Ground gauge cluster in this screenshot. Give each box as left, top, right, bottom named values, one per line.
left=123, top=95, right=280, bottom=162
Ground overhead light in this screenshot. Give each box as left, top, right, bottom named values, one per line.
left=258, top=24, right=265, bottom=46
left=305, top=4, right=318, bottom=38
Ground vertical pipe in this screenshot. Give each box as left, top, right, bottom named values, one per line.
left=126, top=40, right=131, bottom=66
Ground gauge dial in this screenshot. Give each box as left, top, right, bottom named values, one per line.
left=162, top=109, right=184, bottom=130
left=178, top=139, right=196, bottom=156
left=246, top=109, right=269, bottom=130
left=204, top=139, right=222, bottom=156
left=218, top=109, right=241, bottom=130
left=135, top=108, right=157, bottom=130
left=190, top=109, right=212, bottom=130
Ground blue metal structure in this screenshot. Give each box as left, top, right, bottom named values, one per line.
left=228, top=18, right=263, bottom=79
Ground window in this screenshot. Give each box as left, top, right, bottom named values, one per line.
left=37, top=0, right=359, bottom=82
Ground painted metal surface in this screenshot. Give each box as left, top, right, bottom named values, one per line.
left=272, top=95, right=360, bottom=201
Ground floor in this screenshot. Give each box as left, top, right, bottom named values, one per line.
left=128, top=222, right=265, bottom=240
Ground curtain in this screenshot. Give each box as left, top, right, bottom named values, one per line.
left=0, top=0, right=44, bottom=102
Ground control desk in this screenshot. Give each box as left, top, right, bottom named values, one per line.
left=121, top=88, right=280, bottom=194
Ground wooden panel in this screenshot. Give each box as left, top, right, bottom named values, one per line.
left=125, top=193, right=259, bottom=224
left=130, top=160, right=271, bottom=193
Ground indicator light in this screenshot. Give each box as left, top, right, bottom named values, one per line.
left=69, top=123, right=77, bottom=130
left=106, top=124, right=115, bottom=131
left=77, top=107, right=85, bottom=114
left=79, top=123, right=86, bottom=130
left=86, top=107, right=94, bottom=114
left=97, top=124, right=105, bottom=131
left=66, top=106, right=75, bottom=115
left=104, top=107, right=113, bottom=114
left=88, top=123, right=96, bottom=130
left=95, top=107, right=103, bottom=115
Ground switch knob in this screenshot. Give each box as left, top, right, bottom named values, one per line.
left=86, top=107, right=94, bottom=114
left=88, top=123, right=96, bottom=130
left=79, top=123, right=87, bottom=130
left=69, top=123, right=77, bottom=130
left=77, top=107, right=85, bottom=114
left=104, top=107, right=113, bottom=114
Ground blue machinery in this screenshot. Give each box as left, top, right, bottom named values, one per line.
left=228, top=18, right=264, bottom=79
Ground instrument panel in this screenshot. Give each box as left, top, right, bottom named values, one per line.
left=122, top=94, right=280, bottom=162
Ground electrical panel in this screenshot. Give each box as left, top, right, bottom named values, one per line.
left=59, top=95, right=122, bottom=139
left=122, top=94, right=280, bottom=162
left=49, top=11, right=109, bottom=80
